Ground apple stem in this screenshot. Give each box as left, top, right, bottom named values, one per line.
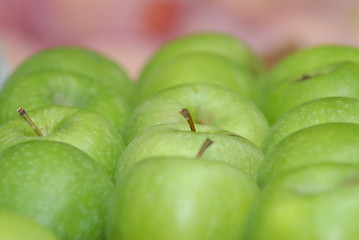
left=17, top=108, right=43, bottom=136
left=179, top=108, right=196, bottom=132
left=196, top=138, right=213, bottom=158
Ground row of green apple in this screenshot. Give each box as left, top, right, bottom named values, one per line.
left=0, top=32, right=359, bottom=240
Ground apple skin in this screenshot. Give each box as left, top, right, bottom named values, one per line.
left=265, top=45, right=359, bottom=87
left=244, top=164, right=359, bottom=240
left=261, top=97, right=359, bottom=154
left=261, top=44, right=359, bottom=125
left=139, top=32, right=265, bottom=80
left=0, top=140, right=113, bottom=240
left=8, top=46, right=134, bottom=103
left=124, top=83, right=269, bottom=147
left=115, top=122, right=264, bottom=182
left=0, top=69, right=132, bottom=131
left=0, top=209, right=60, bottom=240
left=135, top=52, right=262, bottom=105
left=258, top=122, right=359, bottom=186
left=261, top=61, right=359, bottom=125
left=0, top=105, right=125, bottom=179
left=107, top=156, right=259, bottom=240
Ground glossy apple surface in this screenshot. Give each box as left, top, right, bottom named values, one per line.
left=136, top=52, right=262, bottom=105
left=0, top=209, right=59, bottom=240
left=107, top=157, right=258, bottom=240
left=139, top=32, right=265, bottom=80
left=245, top=164, right=359, bottom=240
left=0, top=105, right=125, bottom=179
left=115, top=123, right=264, bottom=181
left=265, top=45, right=359, bottom=87
left=261, top=45, right=359, bottom=124
left=0, top=140, right=113, bottom=240
left=261, top=97, right=359, bottom=153
left=0, top=69, right=132, bottom=131
left=124, top=83, right=269, bottom=146
left=9, top=46, right=134, bottom=102
left=258, top=123, right=359, bottom=186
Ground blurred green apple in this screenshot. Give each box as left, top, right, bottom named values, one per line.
left=261, top=45, right=359, bottom=124
left=261, top=97, right=359, bottom=153
left=0, top=105, right=125, bottom=179
left=124, top=83, right=269, bottom=146
left=245, top=164, right=359, bottom=240
left=0, top=209, right=59, bottom=240
left=139, top=32, right=265, bottom=80
left=136, top=52, right=262, bottom=105
left=0, top=69, right=132, bottom=131
left=258, top=123, right=359, bottom=186
left=265, top=45, right=359, bottom=87
left=9, top=46, right=134, bottom=102
left=107, top=156, right=258, bottom=240
left=115, top=122, right=264, bottom=181
left=0, top=140, right=113, bottom=240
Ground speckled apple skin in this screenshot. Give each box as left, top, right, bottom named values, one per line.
left=258, top=123, right=359, bottom=186
left=261, top=97, right=359, bottom=154
left=108, top=157, right=258, bottom=240
left=245, top=164, right=359, bottom=240
left=116, top=122, right=264, bottom=182
left=0, top=105, right=125, bottom=179
left=124, top=83, right=269, bottom=147
left=0, top=141, right=113, bottom=240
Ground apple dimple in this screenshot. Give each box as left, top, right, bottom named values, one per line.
left=0, top=105, right=125, bottom=179
left=345, top=177, right=359, bottom=187
left=292, top=176, right=359, bottom=197
left=293, top=63, right=344, bottom=82
left=295, top=74, right=312, bottom=82
left=52, top=92, right=77, bottom=106
left=195, top=109, right=215, bottom=126
left=0, top=69, right=132, bottom=131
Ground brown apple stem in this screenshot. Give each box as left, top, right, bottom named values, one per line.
left=179, top=108, right=196, bottom=132
left=196, top=138, right=214, bottom=158
left=17, top=108, right=43, bottom=136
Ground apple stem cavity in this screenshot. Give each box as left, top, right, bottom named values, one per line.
left=179, top=108, right=196, bottom=132
left=196, top=138, right=214, bottom=158
left=17, top=108, right=43, bottom=136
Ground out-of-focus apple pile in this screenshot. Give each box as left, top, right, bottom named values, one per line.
left=1, top=0, right=359, bottom=81
left=0, top=30, right=359, bottom=240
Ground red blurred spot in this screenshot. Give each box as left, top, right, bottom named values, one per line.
left=141, top=0, right=184, bottom=37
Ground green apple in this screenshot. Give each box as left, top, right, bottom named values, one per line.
left=107, top=156, right=259, bottom=240
left=258, top=122, right=359, bottom=186
left=0, top=140, right=113, bottom=240
left=0, top=105, right=125, bottom=179
left=0, top=209, right=60, bottom=240
left=244, top=164, right=359, bottom=240
left=135, top=52, right=262, bottom=105
left=261, top=97, right=359, bottom=154
left=0, top=69, right=132, bottom=131
left=139, top=32, right=265, bottom=80
left=115, top=122, right=264, bottom=181
left=9, top=46, right=134, bottom=102
left=261, top=45, right=359, bottom=125
left=261, top=60, right=359, bottom=124
left=124, top=83, right=269, bottom=146
left=265, top=45, right=359, bottom=87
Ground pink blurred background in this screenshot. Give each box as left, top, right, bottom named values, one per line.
left=1, top=0, right=359, bottom=80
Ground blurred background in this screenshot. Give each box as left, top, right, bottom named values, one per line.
left=0, top=0, right=359, bottom=81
